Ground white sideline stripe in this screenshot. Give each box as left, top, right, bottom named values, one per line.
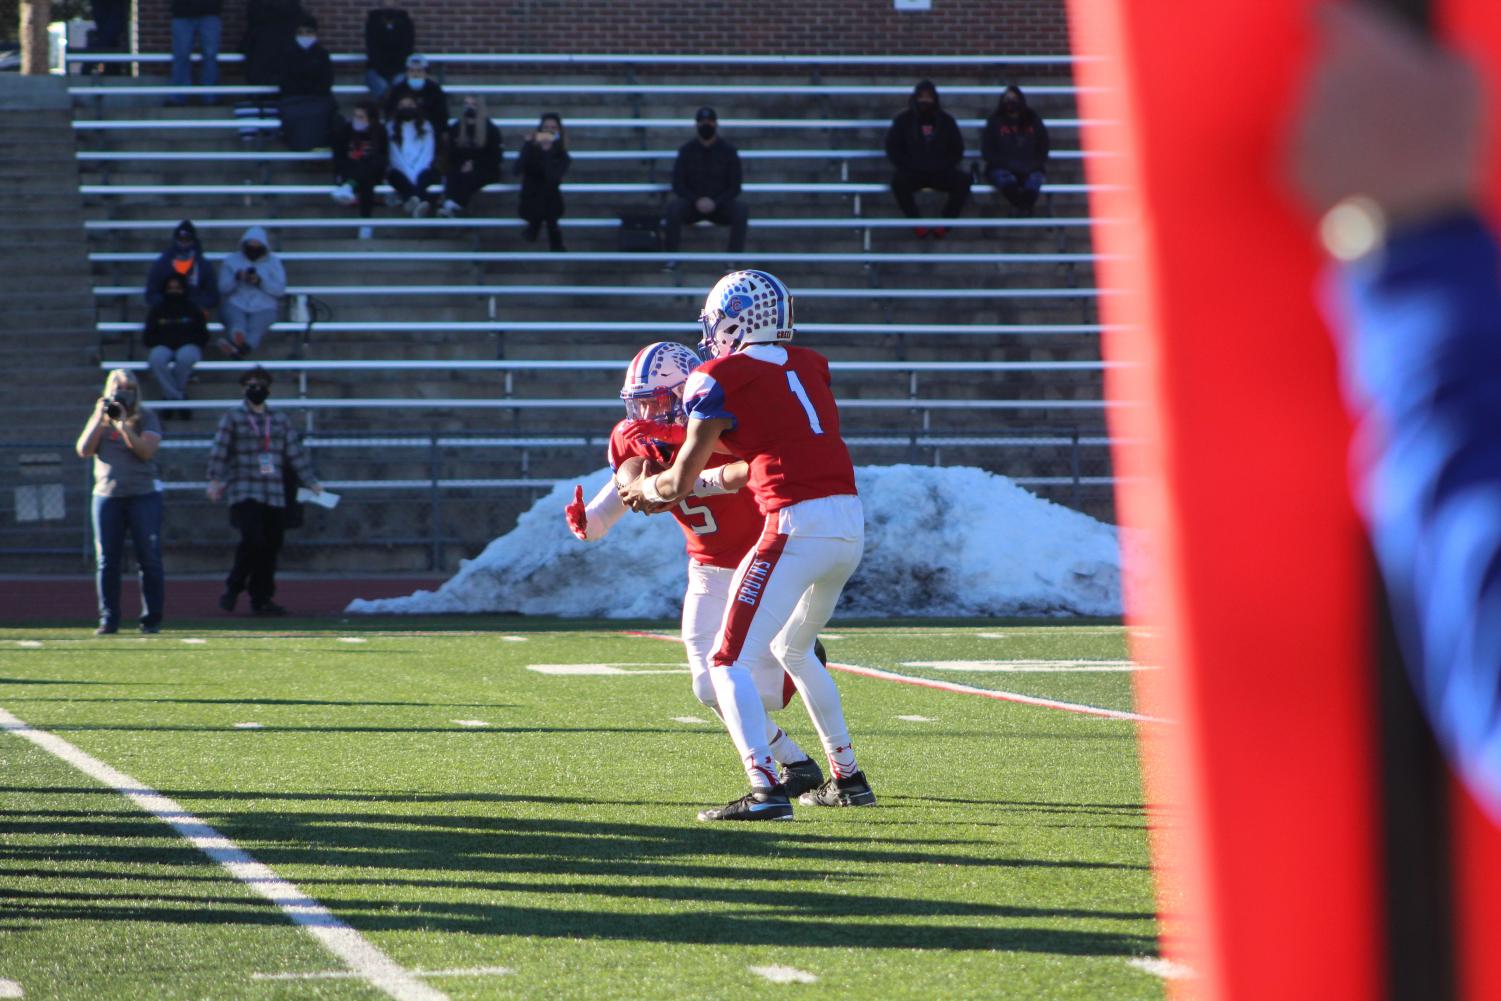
left=232, top=722, right=263, bottom=729
left=452, top=719, right=490, bottom=728
left=671, top=716, right=710, bottom=724
left=0, top=977, right=21, bottom=997
left=896, top=715, right=935, bottom=722
left=0, top=706, right=449, bottom=1001
left=337, top=637, right=368, bottom=644
left=253, top=966, right=513, bottom=982
left=15, top=641, right=42, bottom=649
left=1128, top=957, right=1196, bottom=980
left=749, top=965, right=819, bottom=984
left=527, top=664, right=689, bottom=675
left=902, top=659, right=1147, bottom=673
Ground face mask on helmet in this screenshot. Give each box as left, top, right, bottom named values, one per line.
left=620, top=341, right=701, bottom=423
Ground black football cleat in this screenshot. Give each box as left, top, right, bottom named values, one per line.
left=697, top=786, right=794, bottom=822
left=814, top=638, right=828, bottom=667
left=778, top=758, right=824, bottom=800
left=799, top=770, right=877, bottom=808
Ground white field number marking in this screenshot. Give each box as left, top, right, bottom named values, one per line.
left=501, top=636, right=529, bottom=642
left=1128, top=957, right=1195, bottom=980
left=896, top=715, right=934, bottom=722
left=671, top=716, right=710, bottom=724
left=233, top=722, right=263, bottom=729
left=527, top=664, right=689, bottom=676
left=181, top=637, right=208, bottom=645
left=903, top=659, right=1146, bottom=673
left=0, top=706, right=449, bottom=1001
left=15, top=641, right=41, bottom=649
left=0, top=977, right=22, bottom=998
left=750, top=965, right=818, bottom=984
left=452, top=720, right=490, bottom=728
left=337, top=637, right=368, bottom=644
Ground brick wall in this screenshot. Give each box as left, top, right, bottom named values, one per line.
left=135, top=0, right=1069, bottom=63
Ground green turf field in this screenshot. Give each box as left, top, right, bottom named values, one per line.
left=0, top=619, right=1164, bottom=1001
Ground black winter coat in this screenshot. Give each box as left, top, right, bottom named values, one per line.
left=384, top=79, right=449, bottom=136
left=981, top=109, right=1050, bottom=176
left=447, top=119, right=502, bottom=183
left=279, top=42, right=333, bottom=97
left=886, top=107, right=965, bottom=175
left=332, top=118, right=390, bottom=181
left=671, top=138, right=742, bottom=204
left=143, top=295, right=209, bottom=351
left=515, top=139, right=570, bottom=222
left=241, top=0, right=301, bottom=86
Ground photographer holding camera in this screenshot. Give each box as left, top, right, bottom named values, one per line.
left=75, top=369, right=165, bottom=635
left=206, top=367, right=322, bottom=616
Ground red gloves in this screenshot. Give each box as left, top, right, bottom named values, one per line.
left=621, top=420, right=685, bottom=466
left=564, top=484, right=588, bottom=540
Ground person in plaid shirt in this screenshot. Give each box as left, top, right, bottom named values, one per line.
left=206, top=366, right=322, bottom=615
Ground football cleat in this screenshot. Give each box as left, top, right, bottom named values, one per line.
left=620, top=341, right=701, bottom=423
left=697, top=786, right=794, bottom=822
left=698, top=270, right=795, bottom=360
left=799, top=770, right=877, bottom=808
left=814, top=638, right=828, bottom=667
left=778, top=758, right=824, bottom=799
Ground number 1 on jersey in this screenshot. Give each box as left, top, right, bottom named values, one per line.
left=786, top=371, right=824, bottom=435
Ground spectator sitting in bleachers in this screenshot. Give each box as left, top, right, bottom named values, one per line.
left=332, top=100, right=389, bottom=239
left=515, top=112, right=570, bottom=250
left=664, top=106, right=747, bottom=262
left=383, top=54, right=449, bottom=136
left=278, top=14, right=336, bottom=151
left=145, top=220, right=219, bottom=315
left=217, top=226, right=287, bottom=358
left=981, top=85, right=1050, bottom=217
left=241, top=0, right=301, bottom=87
left=387, top=95, right=440, bottom=217
left=144, top=273, right=209, bottom=419
left=168, top=0, right=222, bottom=106
left=364, top=6, right=415, bottom=100
left=440, top=95, right=502, bottom=219
left=885, top=79, right=970, bottom=238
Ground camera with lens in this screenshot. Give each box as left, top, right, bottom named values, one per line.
left=103, top=395, right=127, bottom=419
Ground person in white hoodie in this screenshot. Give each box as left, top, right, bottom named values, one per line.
left=386, top=93, right=440, bottom=217
left=216, top=225, right=287, bottom=358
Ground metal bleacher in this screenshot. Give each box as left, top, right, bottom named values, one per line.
left=71, top=51, right=1114, bottom=571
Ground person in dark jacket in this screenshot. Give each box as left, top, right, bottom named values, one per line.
left=885, top=79, right=971, bottom=236
left=145, top=220, right=219, bottom=315
left=169, top=0, right=222, bottom=105
left=982, top=85, right=1050, bottom=215
left=440, top=94, right=502, bottom=218
left=332, top=100, right=389, bottom=237
left=664, top=106, right=748, bottom=257
left=515, top=112, right=570, bottom=250
left=144, top=274, right=209, bottom=416
left=383, top=53, right=449, bottom=137
left=278, top=14, right=336, bottom=151
left=364, top=7, right=415, bottom=100
left=241, top=0, right=301, bottom=87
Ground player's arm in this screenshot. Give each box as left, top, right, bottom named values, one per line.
left=622, top=417, right=731, bottom=510
left=691, top=459, right=749, bottom=496
left=565, top=473, right=629, bottom=542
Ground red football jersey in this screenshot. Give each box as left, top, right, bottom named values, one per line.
left=683, top=344, right=858, bottom=513
left=607, top=419, right=762, bottom=569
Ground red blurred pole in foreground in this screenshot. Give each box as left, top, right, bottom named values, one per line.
left=1063, top=1, right=1382, bottom=997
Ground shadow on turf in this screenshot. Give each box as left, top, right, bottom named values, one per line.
left=0, top=799, right=1156, bottom=956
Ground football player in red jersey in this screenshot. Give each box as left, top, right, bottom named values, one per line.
left=622, top=271, right=873, bottom=822
left=565, top=340, right=826, bottom=798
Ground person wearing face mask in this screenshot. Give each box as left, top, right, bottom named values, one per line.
left=145, top=219, right=219, bottom=315
left=384, top=53, right=449, bottom=136
left=206, top=367, right=323, bottom=617
left=440, top=94, right=503, bottom=218
left=332, top=99, right=390, bottom=238
left=387, top=96, right=440, bottom=217
left=144, top=273, right=210, bottom=420
left=663, top=106, right=748, bottom=264
left=885, top=79, right=970, bottom=237
left=217, top=226, right=287, bottom=358
left=277, top=14, right=335, bottom=150
left=981, top=85, right=1050, bottom=216
left=515, top=112, right=571, bottom=249
left=76, top=369, right=165, bottom=635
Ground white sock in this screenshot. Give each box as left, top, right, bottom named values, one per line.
left=767, top=724, right=809, bottom=766
left=708, top=664, right=777, bottom=789
left=783, top=645, right=859, bottom=777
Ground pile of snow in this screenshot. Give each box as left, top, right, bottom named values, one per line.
left=346, top=465, right=1121, bottom=618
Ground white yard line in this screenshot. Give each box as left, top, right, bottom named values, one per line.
left=181, top=638, right=208, bottom=645
left=0, top=977, right=22, bottom=997
left=0, top=706, right=449, bottom=1001
left=526, top=664, right=689, bottom=676
left=254, top=966, right=513, bottom=982
left=232, top=722, right=263, bottom=729
left=451, top=720, right=490, bottom=728
left=671, top=716, right=710, bottom=724
left=15, top=641, right=42, bottom=649
left=1128, top=957, right=1195, bottom=980
left=337, top=637, right=368, bottom=644
left=896, top=715, right=935, bottom=722
left=749, top=965, right=818, bottom=984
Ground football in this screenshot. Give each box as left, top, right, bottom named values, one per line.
left=614, top=455, right=663, bottom=487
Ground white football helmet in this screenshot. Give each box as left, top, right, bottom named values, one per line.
left=697, top=269, right=795, bottom=360
left=619, top=341, right=701, bottom=422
